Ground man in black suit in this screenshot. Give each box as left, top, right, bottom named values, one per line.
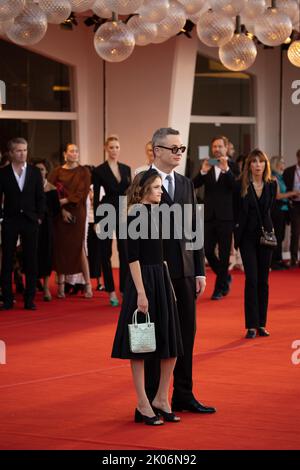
left=145, top=127, right=216, bottom=414
left=193, top=136, right=237, bottom=300
left=283, top=149, right=300, bottom=267
left=0, top=137, right=45, bottom=310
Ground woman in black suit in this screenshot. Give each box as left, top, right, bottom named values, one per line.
left=233, top=149, right=277, bottom=339
left=93, top=136, right=131, bottom=306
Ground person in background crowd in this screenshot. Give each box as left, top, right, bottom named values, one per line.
left=193, top=136, right=238, bottom=300
left=92, top=135, right=131, bottom=307
left=48, top=143, right=92, bottom=299
left=33, top=159, right=60, bottom=301
left=0, top=137, right=45, bottom=310
left=135, top=141, right=155, bottom=175
left=283, top=149, right=300, bottom=267
left=270, top=156, right=300, bottom=270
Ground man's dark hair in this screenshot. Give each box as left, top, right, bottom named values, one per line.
left=211, top=135, right=229, bottom=147
left=7, top=137, right=28, bottom=152
left=296, top=149, right=300, bottom=158
left=32, top=158, right=52, bottom=175
left=152, top=128, right=180, bottom=147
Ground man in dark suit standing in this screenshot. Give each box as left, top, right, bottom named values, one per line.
left=193, top=136, right=237, bottom=300
left=283, top=149, right=300, bottom=267
left=145, top=127, right=216, bottom=414
left=0, top=137, right=45, bottom=310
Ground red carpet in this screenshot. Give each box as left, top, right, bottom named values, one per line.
left=0, top=269, right=300, bottom=450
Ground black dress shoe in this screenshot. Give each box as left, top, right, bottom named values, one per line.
left=257, top=327, right=270, bottom=337
left=211, top=289, right=223, bottom=300
left=24, top=302, right=37, bottom=311
left=172, top=398, right=216, bottom=414
left=245, top=329, right=256, bottom=339
left=0, top=303, right=13, bottom=311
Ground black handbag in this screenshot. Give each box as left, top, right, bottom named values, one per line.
left=250, top=183, right=277, bottom=248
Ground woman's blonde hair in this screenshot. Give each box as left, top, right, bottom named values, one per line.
left=241, top=148, right=271, bottom=197
left=127, top=171, right=161, bottom=210
left=270, top=155, right=284, bottom=173
left=105, top=135, right=119, bottom=147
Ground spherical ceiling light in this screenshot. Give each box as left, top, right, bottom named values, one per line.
left=69, top=0, right=94, bottom=12
left=210, top=0, right=247, bottom=17
left=219, top=32, right=257, bottom=71
left=127, top=15, right=157, bottom=46
left=177, top=0, right=206, bottom=15
left=288, top=40, right=300, bottom=67
left=136, top=0, right=170, bottom=24
left=39, top=0, right=71, bottom=25
left=94, top=20, right=135, bottom=62
left=6, top=2, right=48, bottom=45
left=103, top=0, right=144, bottom=15
left=254, top=7, right=292, bottom=46
left=276, top=0, right=298, bottom=22
left=92, top=0, right=112, bottom=18
left=196, top=9, right=235, bottom=47
left=241, top=0, right=266, bottom=20
left=156, top=0, right=186, bottom=39
left=0, top=0, right=25, bottom=22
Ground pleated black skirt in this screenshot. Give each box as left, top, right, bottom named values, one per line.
left=111, top=262, right=183, bottom=360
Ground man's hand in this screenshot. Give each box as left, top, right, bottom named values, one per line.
left=201, top=159, right=212, bottom=174
left=196, top=277, right=206, bottom=297
left=218, top=156, right=229, bottom=172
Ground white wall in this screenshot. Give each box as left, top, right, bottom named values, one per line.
left=28, top=23, right=103, bottom=166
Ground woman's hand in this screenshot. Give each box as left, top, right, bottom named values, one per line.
left=137, top=291, right=148, bottom=314
left=60, top=198, right=69, bottom=206
left=62, top=208, right=73, bottom=223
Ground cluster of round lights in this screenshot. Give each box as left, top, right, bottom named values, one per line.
left=0, top=0, right=299, bottom=68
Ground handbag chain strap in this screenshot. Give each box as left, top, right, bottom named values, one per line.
left=249, top=182, right=268, bottom=233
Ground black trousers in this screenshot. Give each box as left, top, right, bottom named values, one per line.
left=204, top=219, right=233, bottom=290
left=87, top=223, right=102, bottom=279
left=289, top=202, right=300, bottom=264
left=239, top=235, right=273, bottom=329
left=145, top=276, right=196, bottom=403
left=100, top=226, right=128, bottom=293
left=1, top=216, right=39, bottom=305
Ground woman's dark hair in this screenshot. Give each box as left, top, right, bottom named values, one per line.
left=32, top=158, right=52, bottom=175
left=127, top=170, right=161, bottom=209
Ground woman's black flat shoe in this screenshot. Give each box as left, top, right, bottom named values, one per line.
left=245, top=329, right=256, bottom=339
left=134, top=408, right=163, bottom=426
left=152, top=406, right=181, bottom=422
left=257, top=327, right=270, bottom=337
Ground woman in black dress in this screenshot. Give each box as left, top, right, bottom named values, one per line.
left=233, top=149, right=277, bottom=339
left=34, top=160, right=60, bottom=301
left=93, top=136, right=131, bottom=306
left=112, top=170, right=183, bottom=425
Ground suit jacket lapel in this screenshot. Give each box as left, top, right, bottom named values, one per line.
left=8, top=164, right=21, bottom=193
left=23, top=165, right=32, bottom=192
left=174, top=172, right=183, bottom=203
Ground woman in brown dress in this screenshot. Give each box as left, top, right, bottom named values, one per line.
left=48, top=144, right=92, bottom=298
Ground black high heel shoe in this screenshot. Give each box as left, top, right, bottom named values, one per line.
left=152, top=406, right=181, bottom=422
left=134, top=409, right=163, bottom=426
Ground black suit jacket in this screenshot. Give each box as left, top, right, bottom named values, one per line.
left=160, top=172, right=205, bottom=279
left=192, top=162, right=236, bottom=221
left=0, top=164, right=45, bottom=222
left=92, top=161, right=131, bottom=222
left=283, top=165, right=296, bottom=192
left=233, top=180, right=277, bottom=249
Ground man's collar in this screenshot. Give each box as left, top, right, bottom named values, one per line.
left=12, top=162, right=27, bottom=171
left=152, top=163, right=175, bottom=180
